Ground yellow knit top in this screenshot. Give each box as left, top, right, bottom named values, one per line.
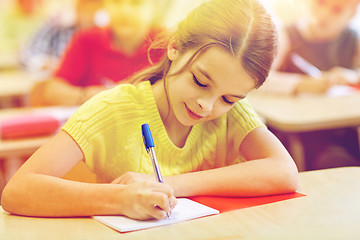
left=62, top=81, right=265, bottom=183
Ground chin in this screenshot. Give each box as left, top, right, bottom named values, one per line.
left=176, top=111, right=198, bottom=127
left=178, top=116, right=197, bottom=127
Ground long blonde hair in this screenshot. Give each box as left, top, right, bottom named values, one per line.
left=130, top=0, right=278, bottom=88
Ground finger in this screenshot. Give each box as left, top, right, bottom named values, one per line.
left=111, top=177, right=121, bottom=184
left=154, top=193, right=171, bottom=212
left=112, top=177, right=127, bottom=185
left=143, top=202, right=167, bottom=220
left=149, top=193, right=171, bottom=219
left=169, top=196, right=177, bottom=210
left=150, top=205, right=167, bottom=220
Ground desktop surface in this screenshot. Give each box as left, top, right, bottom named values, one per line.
left=1, top=167, right=359, bottom=240
left=247, top=90, right=360, bottom=132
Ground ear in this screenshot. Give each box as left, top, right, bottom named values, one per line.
left=167, top=37, right=179, bottom=61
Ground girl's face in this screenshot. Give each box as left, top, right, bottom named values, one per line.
left=165, top=46, right=255, bottom=127
left=305, top=0, right=358, bottom=40
left=104, top=0, right=155, bottom=39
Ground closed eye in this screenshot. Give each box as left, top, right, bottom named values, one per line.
left=193, top=74, right=207, bottom=88
left=222, top=96, right=235, bottom=105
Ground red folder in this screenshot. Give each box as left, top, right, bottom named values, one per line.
left=0, top=114, right=60, bottom=139
left=190, top=192, right=305, bottom=213
left=348, top=83, right=360, bottom=91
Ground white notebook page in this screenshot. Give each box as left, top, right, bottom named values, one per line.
left=93, top=198, right=219, bottom=232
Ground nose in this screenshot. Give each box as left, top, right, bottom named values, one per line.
left=196, top=96, right=216, bottom=114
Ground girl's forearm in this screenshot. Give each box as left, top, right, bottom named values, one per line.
left=1, top=173, right=124, bottom=217
left=42, top=78, right=84, bottom=106
left=166, top=159, right=298, bottom=197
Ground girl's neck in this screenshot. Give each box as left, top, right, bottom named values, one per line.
left=152, top=80, right=192, bottom=148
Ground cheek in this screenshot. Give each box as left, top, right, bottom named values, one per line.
left=209, top=103, right=233, bottom=119
left=167, top=73, right=193, bottom=96
left=166, top=79, right=183, bottom=106
left=169, top=84, right=189, bottom=103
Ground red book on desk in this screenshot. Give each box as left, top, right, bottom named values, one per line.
left=348, top=83, right=360, bottom=91
left=0, top=114, right=60, bottom=139
left=189, top=192, right=305, bottom=213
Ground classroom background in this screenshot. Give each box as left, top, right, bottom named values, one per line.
left=1, top=0, right=360, bottom=200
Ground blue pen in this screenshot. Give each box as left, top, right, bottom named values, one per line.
left=142, top=123, right=170, bottom=218
left=142, top=123, right=163, bottom=182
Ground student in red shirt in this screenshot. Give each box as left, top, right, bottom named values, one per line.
left=31, top=0, right=165, bottom=106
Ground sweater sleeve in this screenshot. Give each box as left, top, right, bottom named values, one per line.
left=61, top=82, right=155, bottom=181
left=225, top=99, right=266, bottom=162
left=61, top=88, right=111, bottom=168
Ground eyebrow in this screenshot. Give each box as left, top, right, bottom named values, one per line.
left=197, top=67, right=246, bottom=99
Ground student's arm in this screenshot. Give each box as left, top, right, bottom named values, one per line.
left=1, top=130, right=175, bottom=219
left=29, top=28, right=109, bottom=106
left=312, top=37, right=360, bottom=86
left=115, top=127, right=298, bottom=197
left=167, top=127, right=298, bottom=197
left=260, top=25, right=330, bottom=95
left=31, top=77, right=107, bottom=106
left=259, top=26, right=302, bottom=95
left=328, top=38, right=359, bottom=84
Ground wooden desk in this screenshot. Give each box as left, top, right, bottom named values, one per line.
left=0, top=70, right=46, bottom=108
left=247, top=90, right=360, bottom=171
left=0, top=54, right=18, bottom=71
left=1, top=167, right=359, bottom=240
left=0, top=106, right=51, bottom=157
left=247, top=90, right=360, bottom=133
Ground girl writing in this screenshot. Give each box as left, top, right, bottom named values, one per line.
left=2, top=0, right=298, bottom=220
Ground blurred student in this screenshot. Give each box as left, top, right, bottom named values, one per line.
left=262, top=0, right=360, bottom=169
left=2, top=0, right=298, bottom=220
left=0, top=0, right=47, bottom=65
left=19, top=0, right=105, bottom=72
left=263, top=0, right=360, bottom=95
left=31, top=0, right=166, bottom=106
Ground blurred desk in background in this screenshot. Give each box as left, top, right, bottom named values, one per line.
left=0, top=106, right=93, bottom=188
left=0, top=107, right=52, bottom=157
left=0, top=70, right=46, bottom=108
left=0, top=54, right=18, bottom=71
left=247, top=89, right=360, bottom=171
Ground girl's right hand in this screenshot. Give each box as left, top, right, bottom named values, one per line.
left=118, top=181, right=177, bottom=220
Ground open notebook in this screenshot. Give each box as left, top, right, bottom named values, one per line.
left=93, top=198, right=219, bottom=233
left=93, top=192, right=304, bottom=233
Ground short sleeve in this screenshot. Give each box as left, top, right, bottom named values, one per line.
left=226, top=99, right=266, bottom=156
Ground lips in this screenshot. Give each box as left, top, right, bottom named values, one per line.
left=185, top=105, right=203, bottom=120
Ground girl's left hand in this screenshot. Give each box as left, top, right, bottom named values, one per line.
left=111, top=171, right=158, bottom=185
